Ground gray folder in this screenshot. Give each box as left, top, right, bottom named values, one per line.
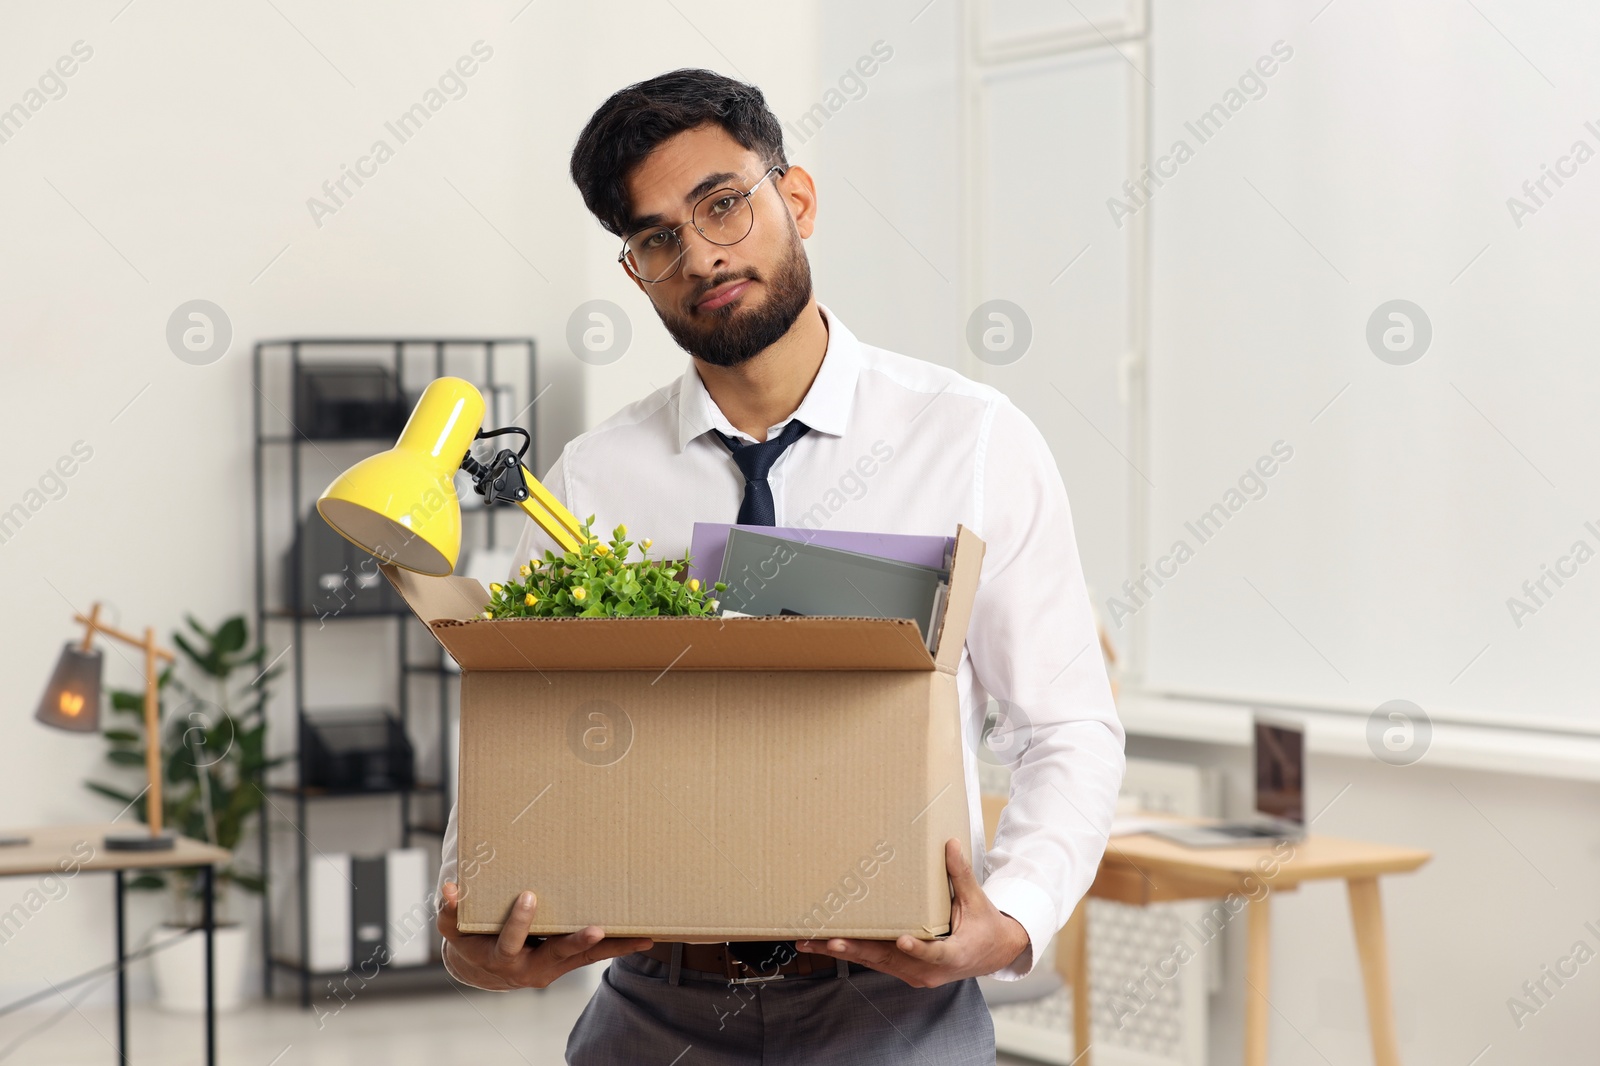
left=716, top=528, right=949, bottom=646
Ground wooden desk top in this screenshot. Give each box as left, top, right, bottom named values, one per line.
left=1092, top=821, right=1431, bottom=905
left=0, top=824, right=230, bottom=878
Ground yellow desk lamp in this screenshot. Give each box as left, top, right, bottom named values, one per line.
left=317, top=376, right=582, bottom=575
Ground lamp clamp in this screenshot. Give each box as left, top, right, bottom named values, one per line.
left=461, top=449, right=528, bottom=507
left=462, top=425, right=535, bottom=507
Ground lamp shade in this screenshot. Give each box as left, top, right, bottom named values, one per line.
left=35, top=643, right=102, bottom=732
left=317, top=377, right=486, bottom=576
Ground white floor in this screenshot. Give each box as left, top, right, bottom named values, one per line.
left=4, top=969, right=1042, bottom=1066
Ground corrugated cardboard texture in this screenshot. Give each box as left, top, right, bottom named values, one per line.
left=455, top=669, right=969, bottom=941
left=380, top=526, right=987, bottom=940
left=437, top=615, right=937, bottom=672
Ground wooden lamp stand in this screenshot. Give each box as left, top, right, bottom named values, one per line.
left=75, top=603, right=179, bottom=851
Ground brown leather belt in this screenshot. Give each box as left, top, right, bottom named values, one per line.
left=643, top=942, right=843, bottom=982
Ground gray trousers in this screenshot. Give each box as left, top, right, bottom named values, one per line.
left=566, top=951, right=996, bottom=1065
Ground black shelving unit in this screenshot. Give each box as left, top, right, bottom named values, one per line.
left=251, top=338, right=536, bottom=1008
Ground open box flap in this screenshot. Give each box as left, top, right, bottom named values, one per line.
left=933, top=525, right=984, bottom=674
left=379, top=524, right=984, bottom=673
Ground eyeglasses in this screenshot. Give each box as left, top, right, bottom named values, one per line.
left=617, top=165, right=787, bottom=284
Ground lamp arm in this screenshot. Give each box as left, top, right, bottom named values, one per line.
left=458, top=435, right=585, bottom=554
left=514, top=464, right=583, bottom=553
left=72, top=608, right=176, bottom=662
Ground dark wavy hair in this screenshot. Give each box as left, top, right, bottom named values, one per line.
left=570, top=68, right=788, bottom=237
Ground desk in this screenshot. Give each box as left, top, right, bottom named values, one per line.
left=1061, top=823, right=1430, bottom=1066
left=0, top=824, right=230, bottom=1065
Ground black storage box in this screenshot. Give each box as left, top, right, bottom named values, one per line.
left=293, top=364, right=408, bottom=440
left=286, top=511, right=404, bottom=617
left=300, top=711, right=416, bottom=793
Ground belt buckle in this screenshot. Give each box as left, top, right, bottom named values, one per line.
left=724, top=948, right=790, bottom=985
left=726, top=971, right=787, bottom=985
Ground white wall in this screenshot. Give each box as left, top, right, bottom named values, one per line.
left=0, top=0, right=818, bottom=1006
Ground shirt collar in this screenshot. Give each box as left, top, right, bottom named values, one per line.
left=675, top=302, right=861, bottom=452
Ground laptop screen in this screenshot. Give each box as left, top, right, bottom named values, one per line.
left=1254, top=718, right=1305, bottom=826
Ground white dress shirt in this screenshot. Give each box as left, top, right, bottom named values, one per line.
left=437, top=303, right=1125, bottom=983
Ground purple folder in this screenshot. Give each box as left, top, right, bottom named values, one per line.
left=687, top=523, right=953, bottom=589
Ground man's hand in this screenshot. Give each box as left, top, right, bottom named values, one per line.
left=436, top=881, right=654, bottom=990
left=796, top=838, right=1030, bottom=988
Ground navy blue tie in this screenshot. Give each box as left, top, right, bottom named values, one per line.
left=712, top=418, right=810, bottom=526
left=710, top=417, right=810, bottom=974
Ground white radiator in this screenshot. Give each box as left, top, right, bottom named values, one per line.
left=983, top=757, right=1212, bottom=1066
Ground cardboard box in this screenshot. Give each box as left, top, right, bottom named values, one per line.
left=381, top=526, right=984, bottom=942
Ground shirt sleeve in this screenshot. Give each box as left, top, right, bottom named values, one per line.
left=966, top=399, right=1127, bottom=981
left=436, top=450, right=571, bottom=987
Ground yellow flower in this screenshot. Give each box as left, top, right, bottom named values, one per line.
left=688, top=578, right=700, bottom=593
left=642, top=538, right=653, bottom=550
left=519, top=563, right=531, bottom=577
left=572, top=587, right=588, bottom=602
left=479, top=610, right=493, bottom=620
left=595, top=543, right=611, bottom=556
left=524, top=592, right=537, bottom=606
left=489, top=582, right=503, bottom=595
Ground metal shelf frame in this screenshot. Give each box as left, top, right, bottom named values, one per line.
left=251, top=337, right=535, bottom=1008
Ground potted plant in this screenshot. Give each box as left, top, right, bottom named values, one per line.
left=86, top=614, right=284, bottom=1013
left=482, top=520, right=725, bottom=619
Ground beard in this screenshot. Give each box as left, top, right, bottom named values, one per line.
left=656, top=226, right=813, bottom=368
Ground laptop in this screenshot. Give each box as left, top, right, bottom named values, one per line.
left=1147, top=714, right=1307, bottom=848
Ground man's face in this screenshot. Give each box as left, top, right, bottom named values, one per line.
left=621, top=123, right=813, bottom=367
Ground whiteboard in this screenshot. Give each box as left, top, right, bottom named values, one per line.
left=1140, top=0, right=1600, bottom=732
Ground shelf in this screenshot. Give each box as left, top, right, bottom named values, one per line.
left=254, top=337, right=535, bottom=1008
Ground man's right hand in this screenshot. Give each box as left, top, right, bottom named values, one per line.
left=436, top=881, right=655, bottom=990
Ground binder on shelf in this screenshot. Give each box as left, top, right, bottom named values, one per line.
left=385, top=847, right=432, bottom=966
left=308, top=852, right=352, bottom=974
left=351, top=856, right=387, bottom=969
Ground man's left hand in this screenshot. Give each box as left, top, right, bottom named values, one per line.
left=796, top=838, right=1030, bottom=987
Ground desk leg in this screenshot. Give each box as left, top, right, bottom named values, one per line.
left=1061, top=898, right=1090, bottom=1065
left=1348, top=876, right=1401, bottom=1066
left=1244, top=895, right=1270, bottom=1066
left=202, top=864, right=216, bottom=1066
left=114, top=870, right=127, bottom=1065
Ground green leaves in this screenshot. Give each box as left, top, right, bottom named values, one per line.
left=483, top=518, right=728, bottom=621
left=88, top=612, right=284, bottom=904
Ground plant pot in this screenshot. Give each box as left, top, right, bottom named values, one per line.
left=152, top=923, right=250, bottom=1013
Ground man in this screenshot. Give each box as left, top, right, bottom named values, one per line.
left=434, top=68, right=1124, bottom=1064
